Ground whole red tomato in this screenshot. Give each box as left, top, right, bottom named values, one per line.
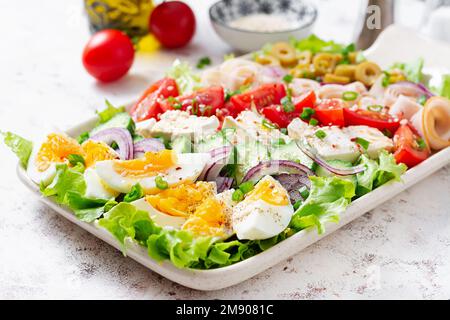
left=82, top=29, right=134, bottom=82
left=149, top=1, right=196, bottom=49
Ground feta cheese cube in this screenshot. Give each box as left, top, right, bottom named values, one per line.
left=343, top=125, right=394, bottom=159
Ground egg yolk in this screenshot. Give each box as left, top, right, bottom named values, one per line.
left=36, top=134, right=83, bottom=172
left=182, top=198, right=228, bottom=237
left=113, top=150, right=176, bottom=178
left=246, top=178, right=289, bottom=206
left=145, top=182, right=216, bottom=217
left=81, top=140, right=118, bottom=168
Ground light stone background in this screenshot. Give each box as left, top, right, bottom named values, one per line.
left=0, top=0, right=449, bottom=299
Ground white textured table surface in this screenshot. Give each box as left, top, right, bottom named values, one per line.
left=0, top=0, right=449, bottom=299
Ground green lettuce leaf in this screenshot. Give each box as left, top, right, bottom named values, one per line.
left=290, top=34, right=346, bottom=54
left=391, top=57, right=424, bottom=83
left=432, top=74, right=450, bottom=99
left=375, top=150, right=407, bottom=187
left=290, top=176, right=356, bottom=234
left=97, top=100, right=125, bottom=124
left=2, top=131, right=33, bottom=168
left=356, top=155, right=379, bottom=196
left=166, top=59, right=201, bottom=94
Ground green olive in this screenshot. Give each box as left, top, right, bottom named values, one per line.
left=255, top=55, right=280, bottom=66
left=355, top=61, right=382, bottom=86
left=313, top=53, right=337, bottom=76
left=270, top=42, right=297, bottom=67
left=323, top=73, right=350, bottom=84
left=334, top=64, right=357, bottom=81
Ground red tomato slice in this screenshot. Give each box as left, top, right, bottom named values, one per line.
left=130, top=78, right=178, bottom=122
left=160, top=86, right=224, bottom=117
left=293, top=91, right=316, bottom=113
left=230, top=83, right=286, bottom=112
left=343, top=108, right=400, bottom=134
left=315, top=99, right=345, bottom=127
left=393, top=125, right=430, bottom=168
left=261, top=105, right=294, bottom=128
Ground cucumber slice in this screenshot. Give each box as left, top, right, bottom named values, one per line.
left=90, top=112, right=135, bottom=136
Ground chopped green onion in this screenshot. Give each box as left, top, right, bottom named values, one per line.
left=417, top=138, right=427, bottom=150
left=300, top=107, right=315, bottom=120
left=232, top=189, right=244, bottom=202
left=196, top=56, right=211, bottom=69
left=262, top=119, right=278, bottom=129
left=298, top=186, right=310, bottom=199
left=309, top=118, right=319, bottom=126
left=367, top=105, right=383, bottom=112
left=168, top=96, right=182, bottom=109
left=68, top=154, right=85, bottom=166
left=274, top=138, right=286, bottom=146
left=342, top=91, right=358, bottom=101
left=124, top=183, right=144, bottom=202
left=77, top=132, right=90, bottom=144
left=155, top=176, right=169, bottom=190
left=280, top=128, right=288, bottom=135
left=281, top=96, right=295, bottom=113
left=239, top=181, right=254, bottom=195
left=418, top=95, right=427, bottom=105
left=283, top=74, right=293, bottom=84
left=293, top=199, right=303, bottom=210
left=355, top=137, right=370, bottom=150
left=315, top=130, right=327, bottom=139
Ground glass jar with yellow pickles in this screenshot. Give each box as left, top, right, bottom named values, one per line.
left=84, top=0, right=154, bottom=37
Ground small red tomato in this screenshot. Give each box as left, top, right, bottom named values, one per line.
left=82, top=29, right=135, bottom=82
left=149, top=1, right=196, bottom=49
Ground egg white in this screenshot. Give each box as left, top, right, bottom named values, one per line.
left=131, top=198, right=187, bottom=229
left=231, top=176, right=294, bottom=240
left=84, top=167, right=119, bottom=200
left=94, top=152, right=211, bottom=194
left=27, top=137, right=58, bottom=185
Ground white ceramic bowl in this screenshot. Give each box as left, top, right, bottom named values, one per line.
left=209, top=0, right=317, bottom=52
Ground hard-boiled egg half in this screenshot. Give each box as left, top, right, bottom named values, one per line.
left=131, top=181, right=233, bottom=238
left=232, top=175, right=293, bottom=240
left=27, top=133, right=118, bottom=185
left=94, top=150, right=211, bottom=194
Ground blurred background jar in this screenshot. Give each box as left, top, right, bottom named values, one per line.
left=84, top=0, right=154, bottom=37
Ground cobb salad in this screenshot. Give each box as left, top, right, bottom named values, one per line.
left=3, top=35, right=450, bottom=270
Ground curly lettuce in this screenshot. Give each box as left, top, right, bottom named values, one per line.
left=290, top=34, right=348, bottom=54
left=290, top=176, right=356, bottom=234
left=2, top=131, right=33, bottom=168
left=391, top=57, right=424, bottom=83
left=166, top=59, right=201, bottom=94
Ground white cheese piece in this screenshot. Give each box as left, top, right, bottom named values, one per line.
left=343, top=125, right=394, bottom=159
left=288, top=119, right=360, bottom=162
left=150, top=110, right=220, bottom=142
left=135, top=118, right=157, bottom=138
left=222, top=110, right=290, bottom=145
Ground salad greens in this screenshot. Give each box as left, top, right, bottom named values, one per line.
left=166, top=59, right=201, bottom=94
left=290, top=34, right=352, bottom=54
left=97, top=100, right=126, bottom=124
left=1, top=131, right=33, bottom=168
left=391, top=57, right=424, bottom=83
left=433, top=74, right=450, bottom=99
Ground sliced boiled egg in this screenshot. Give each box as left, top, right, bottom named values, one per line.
left=131, top=197, right=187, bottom=229
left=94, top=150, right=211, bottom=194
left=84, top=167, right=119, bottom=200
left=232, top=175, right=293, bottom=240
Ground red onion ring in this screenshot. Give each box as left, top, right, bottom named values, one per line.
left=242, top=160, right=314, bottom=184
left=90, top=128, right=133, bottom=160
left=388, top=81, right=434, bottom=99
left=216, top=176, right=234, bottom=193
left=199, top=146, right=233, bottom=181
left=133, top=139, right=165, bottom=158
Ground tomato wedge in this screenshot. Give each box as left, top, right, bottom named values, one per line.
left=293, top=90, right=316, bottom=113
left=130, top=78, right=178, bottom=122
left=261, top=105, right=292, bottom=128
left=343, top=108, right=401, bottom=134
left=393, top=125, right=430, bottom=168
left=314, top=99, right=345, bottom=127
left=160, top=86, right=224, bottom=117
left=230, top=83, right=286, bottom=112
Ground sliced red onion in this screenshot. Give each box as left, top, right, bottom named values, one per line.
left=388, top=81, right=434, bottom=99
left=273, top=173, right=310, bottom=204
left=199, top=146, right=233, bottom=181
left=295, top=139, right=365, bottom=175
left=242, top=160, right=314, bottom=184
left=90, top=128, right=133, bottom=160
left=133, top=139, right=165, bottom=158
left=216, top=176, right=234, bottom=193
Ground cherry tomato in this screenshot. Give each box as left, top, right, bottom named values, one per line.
left=343, top=108, right=401, bottom=134
left=393, top=125, right=430, bottom=168
left=315, top=99, right=345, bottom=127
left=130, top=78, right=178, bottom=122
left=82, top=29, right=134, bottom=82
left=149, top=1, right=196, bottom=49
left=215, top=101, right=240, bottom=122
left=230, top=83, right=286, bottom=112
left=160, top=86, right=224, bottom=116
left=261, top=105, right=293, bottom=128
left=293, top=91, right=316, bottom=113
